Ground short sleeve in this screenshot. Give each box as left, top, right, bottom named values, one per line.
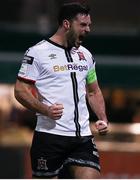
left=18, top=48, right=40, bottom=83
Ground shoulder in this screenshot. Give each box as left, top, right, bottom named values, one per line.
left=78, top=45, right=92, bottom=56
left=78, top=45, right=95, bottom=63
left=25, top=40, right=51, bottom=58
left=30, top=40, right=50, bottom=51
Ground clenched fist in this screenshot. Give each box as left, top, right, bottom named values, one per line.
left=47, top=103, right=64, bottom=120
left=95, top=120, right=109, bottom=135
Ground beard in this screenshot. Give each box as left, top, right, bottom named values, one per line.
left=67, top=33, right=86, bottom=49
left=67, top=32, right=77, bottom=48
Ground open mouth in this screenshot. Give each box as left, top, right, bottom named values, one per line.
left=75, top=35, right=85, bottom=47
left=76, top=35, right=84, bottom=45
left=79, top=35, right=84, bottom=42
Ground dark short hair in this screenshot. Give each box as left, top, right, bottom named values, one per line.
left=58, top=3, right=90, bottom=25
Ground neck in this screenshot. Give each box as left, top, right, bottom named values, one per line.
left=49, top=28, right=68, bottom=48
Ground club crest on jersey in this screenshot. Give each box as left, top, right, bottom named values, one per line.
left=48, top=53, right=57, bottom=59
left=22, top=55, right=34, bottom=64
left=37, top=157, right=48, bottom=170
left=77, top=52, right=86, bottom=61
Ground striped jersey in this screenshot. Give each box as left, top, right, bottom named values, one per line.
left=18, top=39, right=97, bottom=136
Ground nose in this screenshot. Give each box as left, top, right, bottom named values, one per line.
left=85, top=26, right=90, bottom=33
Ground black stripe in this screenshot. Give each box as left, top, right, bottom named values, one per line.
left=65, top=50, right=73, bottom=62
left=65, top=49, right=81, bottom=136
left=71, top=72, right=81, bottom=136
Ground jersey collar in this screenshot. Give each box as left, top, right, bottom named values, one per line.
left=47, top=38, right=78, bottom=51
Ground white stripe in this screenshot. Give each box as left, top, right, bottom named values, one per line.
left=64, top=157, right=100, bottom=170
left=32, top=165, right=63, bottom=177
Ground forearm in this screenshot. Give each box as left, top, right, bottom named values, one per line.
left=14, top=82, right=49, bottom=116
left=87, top=87, right=108, bottom=123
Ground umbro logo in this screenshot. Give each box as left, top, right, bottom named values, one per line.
left=48, top=54, right=57, bottom=59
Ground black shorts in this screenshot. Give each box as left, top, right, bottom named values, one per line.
left=30, top=131, right=100, bottom=178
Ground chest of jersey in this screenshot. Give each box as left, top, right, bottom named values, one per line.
left=39, top=48, right=89, bottom=79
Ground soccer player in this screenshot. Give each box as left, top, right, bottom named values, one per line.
left=14, top=3, right=109, bottom=179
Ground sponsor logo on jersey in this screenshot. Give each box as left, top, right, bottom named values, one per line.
left=22, top=55, right=34, bottom=64
left=53, top=63, right=88, bottom=72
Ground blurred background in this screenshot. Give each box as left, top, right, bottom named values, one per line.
left=0, top=0, right=140, bottom=178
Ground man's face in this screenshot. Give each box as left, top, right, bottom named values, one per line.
left=67, top=13, right=91, bottom=48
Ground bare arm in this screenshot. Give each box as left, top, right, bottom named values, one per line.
left=86, top=81, right=108, bottom=134
left=14, top=79, right=63, bottom=120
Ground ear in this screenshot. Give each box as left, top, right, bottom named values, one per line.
left=63, top=20, right=70, bottom=30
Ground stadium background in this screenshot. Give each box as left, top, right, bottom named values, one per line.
left=0, top=0, right=140, bottom=178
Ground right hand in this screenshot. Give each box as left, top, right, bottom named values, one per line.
left=47, top=103, right=64, bottom=120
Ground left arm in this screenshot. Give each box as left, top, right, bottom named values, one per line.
left=86, top=80, right=109, bottom=135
